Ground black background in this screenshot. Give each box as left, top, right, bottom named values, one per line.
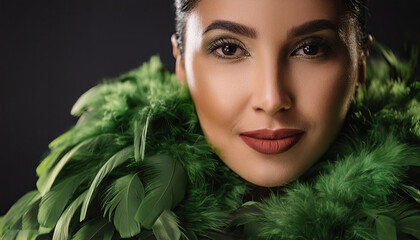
left=1, top=0, right=419, bottom=214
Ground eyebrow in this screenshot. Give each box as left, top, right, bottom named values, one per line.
left=288, top=19, right=338, bottom=38
left=202, top=19, right=338, bottom=39
left=203, top=20, right=257, bottom=39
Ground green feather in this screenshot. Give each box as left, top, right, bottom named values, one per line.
left=102, top=174, right=144, bottom=238
left=38, top=226, right=52, bottom=235
left=137, top=231, right=156, bottom=240
left=3, top=48, right=419, bottom=239
left=71, top=218, right=114, bottom=240
left=134, top=120, right=142, bottom=163
left=137, top=110, right=152, bottom=162
left=0, top=191, right=40, bottom=238
left=22, top=199, right=40, bottom=230
left=15, top=230, right=39, bottom=240
left=152, top=209, right=181, bottom=240
left=402, top=184, right=420, bottom=204
left=135, top=154, right=187, bottom=229
left=38, top=174, right=82, bottom=228
left=398, top=215, right=420, bottom=238
left=80, top=145, right=134, bottom=221
left=37, top=138, right=94, bottom=196
left=134, top=109, right=152, bottom=163
left=375, top=215, right=397, bottom=240
left=36, top=147, right=65, bottom=178
left=2, top=230, right=18, bottom=240
left=53, top=191, right=87, bottom=240
left=70, top=85, right=102, bottom=117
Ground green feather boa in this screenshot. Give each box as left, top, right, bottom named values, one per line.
left=1, top=43, right=420, bottom=240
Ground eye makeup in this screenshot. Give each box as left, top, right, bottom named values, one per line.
left=206, top=36, right=250, bottom=60
left=291, top=37, right=334, bottom=59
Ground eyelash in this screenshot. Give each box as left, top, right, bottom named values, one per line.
left=207, top=37, right=333, bottom=60
left=207, top=38, right=249, bottom=60
left=291, top=37, right=332, bottom=59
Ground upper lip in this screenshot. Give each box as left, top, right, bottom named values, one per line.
left=240, top=129, right=305, bottom=140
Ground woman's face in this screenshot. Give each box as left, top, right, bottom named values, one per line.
left=173, top=0, right=365, bottom=187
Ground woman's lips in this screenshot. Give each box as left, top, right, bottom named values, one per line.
left=239, top=129, right=305, bottom=155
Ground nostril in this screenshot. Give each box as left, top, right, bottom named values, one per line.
left=252, top=92, right=293, bottom=115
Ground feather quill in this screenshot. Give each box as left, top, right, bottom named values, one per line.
left=134, top=109, right=152, bottom=162
left=53, top=191, right=87, bottom=240
left=80, top=145, right=134, bottom=221
left=152, top=209, right=181, bottom=240
left=38, top=174, right=82, bottom=228
left=140, top=110, right=152, bottom=162
left=37, top=137, right=97, bottom=196
left=402, top=184, right=420, bottom=204
left=71, top=218, right=114, bottom=240
left=0, top=191, right=40, bottom=238
left=22, top=199, right=40, bottom=230
left=102, top=174, right=144, bottom=238
left=135, top=154, right=187, bottom=229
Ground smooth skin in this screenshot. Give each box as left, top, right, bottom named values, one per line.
left=171, top=0, right=370, bottom=187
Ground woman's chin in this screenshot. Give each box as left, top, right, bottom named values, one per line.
left=240, top=166, right=299, bottom=187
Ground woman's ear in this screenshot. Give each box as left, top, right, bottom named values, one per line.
left=171, top=34, right=187, bottom=85
left=357, top=34, right=373, bottom=87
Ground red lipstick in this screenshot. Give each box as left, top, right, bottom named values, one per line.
left=240, top=129, right=305, bottom=155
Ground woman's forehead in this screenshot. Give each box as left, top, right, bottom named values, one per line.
left=191, top=0, right=346, bottom=32
left=184, top=0, right=354, bottom=51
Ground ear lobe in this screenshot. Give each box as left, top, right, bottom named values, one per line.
left=171, top=34, right=187, bottom=85
left=357, top=59, right=366, bottom=87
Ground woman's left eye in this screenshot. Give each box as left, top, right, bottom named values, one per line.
left=291, top=39, right=331, bottom=58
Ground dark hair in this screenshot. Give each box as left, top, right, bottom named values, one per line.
left=174, top=0, right=201, bottom=55
left=174, top=0, right=368, bottom=54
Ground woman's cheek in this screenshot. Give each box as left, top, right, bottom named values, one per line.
left=188, top=56, right=251, bottom=129
left=291, top=58, right=355, bottom=124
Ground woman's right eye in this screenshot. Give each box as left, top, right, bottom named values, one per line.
left=208, top=39, right=250, bottom=60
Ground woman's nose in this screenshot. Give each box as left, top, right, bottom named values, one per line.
left=251, top=58, right=292, bottom=115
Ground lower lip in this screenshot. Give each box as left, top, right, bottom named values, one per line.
left=240, top=133, right=305, bottom=155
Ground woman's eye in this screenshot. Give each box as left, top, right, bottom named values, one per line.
left=208, top=39, right=250, bottom=60
left=218, top=44, right=239, bottom=56
left=291, top=39, right=331, bottom=58
left=214, top=43, right=249, bottom=59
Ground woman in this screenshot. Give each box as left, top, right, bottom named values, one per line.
left=1, top=0, right=419, bottom=239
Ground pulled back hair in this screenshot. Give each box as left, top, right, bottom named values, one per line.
left=174, top=0, right=368, bottom=54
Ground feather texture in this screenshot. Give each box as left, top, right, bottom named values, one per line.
left=136, top=154, right=187, bottom=229
left=375, top=215, right=397, bottom=240
left=37, top=134, right=114, bottom=196
left=402, top=184, right=420, bottom=204
left=22, top=199, right=40, bottom=231
left=140, top=110, right=151, bottom=162
left=2, top=46, right=419, bottom=239
left=398, top=216, right=420, bottom=238
left=102, top=174, right=144, bottom=238
left=80, top=146, right=134, bottom=221
left=38, top=174, right=82, bottom=228
left=0, top=191, right=40, bottom=238
left=152, top=209, right=181, bottom=240
left=15, top=230, right=39, bottom=240
left=135, top=109, right=152, bottom=163
left=53, top=191, right=87, bottom=240
left=71, top=217, right=114, bottom=240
